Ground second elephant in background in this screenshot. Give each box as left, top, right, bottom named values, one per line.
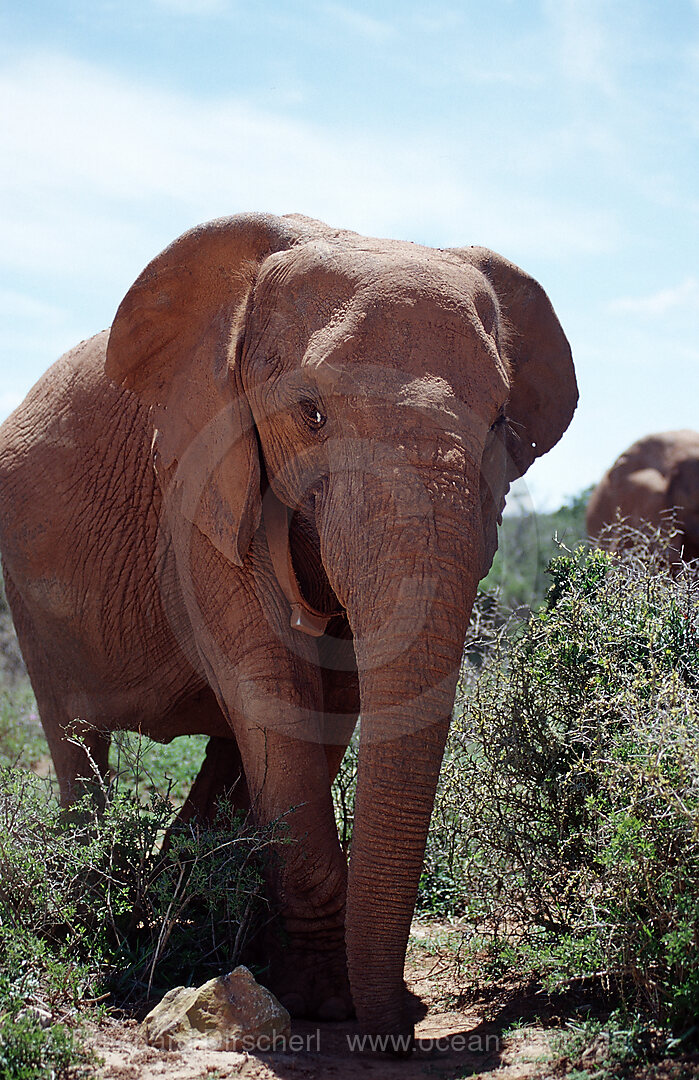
left=586, top=430, right=699, bottom=562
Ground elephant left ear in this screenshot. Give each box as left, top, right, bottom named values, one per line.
left=105, top=214, right=314, bottom=567
left=450, top=246, right=578, bottom=479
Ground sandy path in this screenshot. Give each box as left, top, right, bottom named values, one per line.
left=92, top=1013, right=550, bottom=1080
left=90, top=930, right=551, bottom=1080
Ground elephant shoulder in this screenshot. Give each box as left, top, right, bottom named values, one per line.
left=1, top=330, right=108, bottom=451
left=0, top=329, right=153, bottom=572
left=0, top=329, right=148, bottom=464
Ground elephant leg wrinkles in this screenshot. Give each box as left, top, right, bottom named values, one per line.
left=176, top=526, right=353, bottom=1019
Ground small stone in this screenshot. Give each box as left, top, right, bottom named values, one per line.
left=143, top=966, right=291, bottom=1052
left=581, top=1032, right=611, bottom=1064
left=18, top=1006, right=53, bottom=1029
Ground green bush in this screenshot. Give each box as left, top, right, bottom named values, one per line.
left=0, top=691, right=46, bottom=772
left=0, top=1007, right=93, bottom=1080
left=0, top=733, right=281, bottom=1076
left=332, top=731, right=357, bottom=856
left=434, top=540, right=699, bottom=1039
left=110, top=732, right=209, bottom=808
left=481, top=487, right=591, bottom=610
left=0, top=752, right=278, bottom=1017
left=548, top=1010, right=659, bottom=1078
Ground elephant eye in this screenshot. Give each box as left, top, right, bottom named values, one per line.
left=299, top=398, right=327, bottom=432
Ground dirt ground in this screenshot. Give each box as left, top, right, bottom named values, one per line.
left=89, top=924, right=555, bottom=1080
left=92, top=1020, right=550, bottom=1080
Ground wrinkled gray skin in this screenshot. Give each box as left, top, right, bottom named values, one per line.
left=0, top=214, right=577, bottom=1043
left=587, top=430, right=699, bottom=562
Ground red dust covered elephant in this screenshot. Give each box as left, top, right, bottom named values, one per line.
left=587, top=430, right=699, bottom=562
left=0, top=213, right=577, bottom=1046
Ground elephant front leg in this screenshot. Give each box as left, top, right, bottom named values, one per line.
left=180, top=532, right=352, bottom=1020
left=234, top=715, right=353, bottom=1020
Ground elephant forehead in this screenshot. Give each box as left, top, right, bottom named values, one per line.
left=327, top=373, right=492, bottom=456
left=250, top=241, right=509, bottom=418
left=256, top=239, right=498, bottom=338
left=300, top=294, right=508, bottom=421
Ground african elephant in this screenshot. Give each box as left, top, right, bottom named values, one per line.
left=586, top=430, right=699, bottom=562
left=0, top=213, right=577, bottom=1044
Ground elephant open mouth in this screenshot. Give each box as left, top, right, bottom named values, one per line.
left=263, top=486, right=343, bottom=637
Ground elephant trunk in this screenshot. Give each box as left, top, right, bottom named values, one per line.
left=321, top=458, right=482, bottom=1038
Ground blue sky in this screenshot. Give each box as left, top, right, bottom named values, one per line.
left=1, top=0, right=697, bottom=511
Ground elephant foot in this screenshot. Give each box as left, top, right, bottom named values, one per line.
left=350, top=983, right=424, bottom=1055
left=271, top=947, right=355, bottom=1022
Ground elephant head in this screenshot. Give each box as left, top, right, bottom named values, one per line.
left=105, top=213, right=577, bottom=1038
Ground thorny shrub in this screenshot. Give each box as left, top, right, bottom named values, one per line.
left=0, top=746, right=280, bottom=1015
left=428, top=529, right=698, bottom=1039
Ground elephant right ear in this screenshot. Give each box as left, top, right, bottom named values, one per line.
left=106, top=214, right=310, bottom=567
left=450, top=246, right=578, bottom=480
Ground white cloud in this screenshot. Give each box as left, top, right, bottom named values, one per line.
left=544, top=0, right=617, bottom=96
left=0, top=50, right=619, bottom=298
left=321, top=3, right=394, bottom=41
left=609, top=278, right=699, bottom=317
left=0, top=48, right=623, bottom=447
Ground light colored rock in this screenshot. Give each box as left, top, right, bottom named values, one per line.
left=581, top=1031, right=611, bottom=1065
left=143, top=965, right=291, bottom=1052
left=18, top=1005, right=53, bottom=1029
